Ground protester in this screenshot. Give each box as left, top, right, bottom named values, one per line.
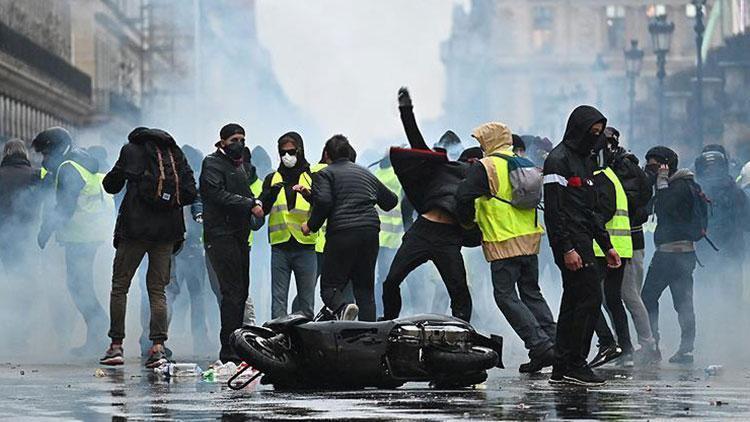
left=32, top=127, right=113, bottom=357
left=257, top=132, right=319, bottom=319
left=99, top=127, right=197, bottom=367
left=201, top=124, right=264, bottom=364
left=456, top=122, right=556, bottom=374
left=589, top=128, right=634, bottom=368
left=305, top=135, right=398, bottom=321
left=512, top=134, right=526, bottom=156
left=543, top=106, right=620, bottom=386
left=694, top=145, right=750, bottom=303
left=641, top=146, right=700, bottom=364
left=382, top=87, right=481, bottom=322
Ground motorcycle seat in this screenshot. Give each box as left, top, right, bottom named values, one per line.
left=263, top=312, right=312, bottom=331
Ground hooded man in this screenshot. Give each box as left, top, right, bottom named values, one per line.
left=201, top=123, right=264, bottom=364
left=543, top=105, right=620, bottom=387
left=100, top=127, right=197, bottom=367
left=258, top=131, right=319, bottom=319
left=641, top=146, right=700, bottom=364
left=381, top=87, right=481, bottom=322
left=32, top=127, right=113, bottom=358
left=456, top=122, right=556, bottom=374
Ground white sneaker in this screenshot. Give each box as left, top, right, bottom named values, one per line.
left=337, top=304, right=359, bottom=321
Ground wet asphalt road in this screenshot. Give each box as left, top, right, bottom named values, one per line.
left=2, top=361, right=750, bottom=421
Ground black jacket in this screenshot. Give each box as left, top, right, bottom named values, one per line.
left=200, top=150, right=263, bottom=240
left=103, top=128, right=197, bottom=245
left=308, top=158, right=398, bottom=235
left=543, top=106, right=612, bottom=264
left=0, top=154, right=41, bottom=233
left=696, top=173, right=750, bottom=257
left=652, top=169, right=699, bottom=246
left=39, top=147, right=100, bottom=242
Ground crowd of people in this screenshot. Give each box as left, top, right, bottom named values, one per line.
left=1, top=87, right=749, bottom=387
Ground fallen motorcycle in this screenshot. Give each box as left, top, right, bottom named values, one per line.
left=228, top=313, right=503, bottom=390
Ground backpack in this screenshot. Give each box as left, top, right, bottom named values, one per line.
left=491, top=153, right=543, bottom=209
left=686, top=180, right=710, bottom=242
left=137, top=141, right=184, bottom=210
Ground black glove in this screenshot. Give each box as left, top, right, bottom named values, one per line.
left=398, top=87, right=412, bottom=108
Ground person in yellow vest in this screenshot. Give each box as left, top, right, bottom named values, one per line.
left=588, top=162, right=634, bottom=369
left=32, top=127, right=112, bottom=357
left=456, top=122, right=557, bottom=374
left=257, top=132, right=319, bottom=319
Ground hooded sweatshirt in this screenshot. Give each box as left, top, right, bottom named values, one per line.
left=542, top=105, right=612, bottom=264
left=456, top=122, right=542, bottom=261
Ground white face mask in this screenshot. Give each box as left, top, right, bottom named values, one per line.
left=281, top=153, right=297, bottom=168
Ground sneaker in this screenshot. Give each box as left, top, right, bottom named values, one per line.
left=548, top=366, right=566, bottom=385
left=336, top=303, right=359, bottom=321
left=589, top=344, right=623, bottom=368
left=668, top=351, right=694, bottom=364
left=100, top=344, right=124, bottom=366
left=145, top=344, right=169, bottom=369
left=520, top=348, right=555, bottom=373
left=562, top=366, right=606, bottom=387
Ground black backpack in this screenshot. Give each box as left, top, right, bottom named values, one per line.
left=686, top=180, right=710, bottom=242
left=137, top=141, right=184, bottom=210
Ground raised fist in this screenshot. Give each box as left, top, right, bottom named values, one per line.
left=398, top=87, right=412, bottom=107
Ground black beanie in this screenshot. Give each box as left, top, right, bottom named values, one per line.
left=220, top=123, right=245, bottom=141
left=646, top=146, right=679, bottom=170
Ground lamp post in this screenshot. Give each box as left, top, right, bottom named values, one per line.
left=693, top=0, right=707, bottom=147
left=648, top=14, right=675, bottom=144
left=624, top=39, right=644, bottom=143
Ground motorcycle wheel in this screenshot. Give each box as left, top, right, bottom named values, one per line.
left=425, top=346, right=498, bottom=373
left=233, top=330, right=297, bottom=375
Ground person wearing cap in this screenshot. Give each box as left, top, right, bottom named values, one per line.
left=32, top=127, right=113, bottom=358
left=100, top=127, right=197, bottom=367
left=641, top=146, right=700, bottom=364
left=201, top=123, right=264, bottom=364
left=257, top=131, right=320, bottom=319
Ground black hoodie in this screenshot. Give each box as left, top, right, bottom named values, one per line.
left=103, top=128, right=197, bottom=246
left=543, top=105, right=612, bottom=264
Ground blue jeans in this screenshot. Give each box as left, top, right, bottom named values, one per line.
left=271, top=246, right=317, bottom=318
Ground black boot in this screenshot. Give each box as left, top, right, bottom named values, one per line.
left=589, top=344, right=623, bottom=368
left=519, top=348, right=555, bottom=373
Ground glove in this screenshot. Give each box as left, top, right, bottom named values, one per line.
left=194, top=213, right=203, bottom=224
left=656, top=164, right=669, bottom=190
left=37, top=228, right=52, bottom=250
left=398, top=87, right=412, bottom=107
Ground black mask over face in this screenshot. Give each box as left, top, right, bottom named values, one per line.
left=223, top=141, right=245, bottom=161
left=644, top=163, right=660, bottom=185
left=585, top=132, right=604, bottom=152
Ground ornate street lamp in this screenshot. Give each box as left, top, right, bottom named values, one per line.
left=648, top=14, right=675, bottom=144
left=692, top=0, right=707, bottom=147
left=624, top=39, right=644, bottom=143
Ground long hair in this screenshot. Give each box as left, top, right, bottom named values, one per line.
left=2, top=139, right=28, bottom=160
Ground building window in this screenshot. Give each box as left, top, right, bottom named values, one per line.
left=606, top=6, right=626, bottom=49
left=646, top=4, right=667, bottom=18
left=532, top=6, right=554, bottom=53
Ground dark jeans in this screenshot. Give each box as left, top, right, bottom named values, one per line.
left=641, top=251, right=696, bottom=354
left=491, top=255, right=556, bottom=359
left=321, top=229, right=379, bottom=321
left=594, top=258, right=633, bottom=353
left=205, top=235, right=250, bottom=363
left=382, top=217, right=471, bottom=321
left=554, top=263, right=602, bottom=371
left=64, top=242, right=108, bottom=347
left=109, top=240, right=173, bottom=343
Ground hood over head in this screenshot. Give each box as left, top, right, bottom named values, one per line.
left=458, top=146, right=483, bottom=162
left=276, top=131, right=309, bottom=176
left=128, top=127, right=178, bottom=147
left=562, top=105, right=607, bottom=154
left=471, top=122, right=512, bottom=156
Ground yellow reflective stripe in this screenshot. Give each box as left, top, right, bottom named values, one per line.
left=607, top=229, right=632, bottom=237
left=271, top=204, right=287, bottom=213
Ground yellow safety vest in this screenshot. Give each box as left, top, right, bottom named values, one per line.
left=41, top=167, right=48, bottom=179
left=310, top=163, right=328, bottom=253
left=593, top=167, right=633, bottom=258
left=373, top=166, right=404, bottom=249
left=247, top=177, right=264, bottom=246
left=54, top=160, right=114, bottom=243
left=267, top=168, right=319, bottom=246
left=474, top=153, right=543, bottom=244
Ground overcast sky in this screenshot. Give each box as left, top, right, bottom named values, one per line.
left=256, top=0, right=467, bottom=149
